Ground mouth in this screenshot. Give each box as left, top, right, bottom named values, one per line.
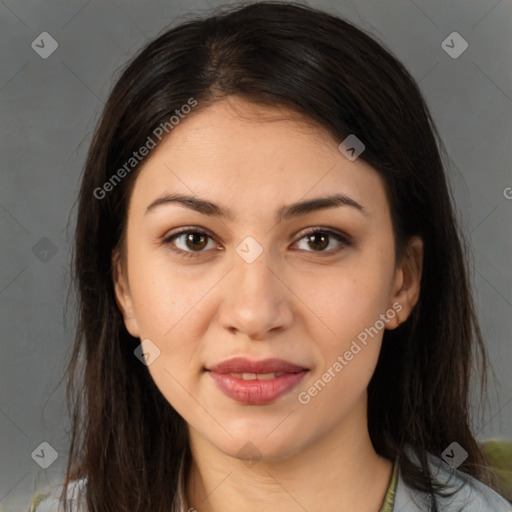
left=206, top=357, right=309, bottom=405
left=223, top=372, right=288, bottom=380
left=207, top=357, right=307, bottom=374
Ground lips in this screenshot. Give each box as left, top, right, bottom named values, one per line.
left=208, top=357, right=306, bottom=374
left=206, top=357, right=308, bottom=405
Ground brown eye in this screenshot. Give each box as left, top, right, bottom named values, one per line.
left=306, top=232, right=330, bottom=251
left=183, top=231, right=208, bottom=251
left=164, top=229, right=218, bottom=257
left=295, top=228, right=350, bottom=253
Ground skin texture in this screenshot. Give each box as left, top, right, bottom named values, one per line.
left=113, top=96, right=423, bottom=511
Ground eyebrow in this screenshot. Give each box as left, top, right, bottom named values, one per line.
left=145, top=192, right=368, bottom=221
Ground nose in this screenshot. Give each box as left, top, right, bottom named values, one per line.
left=217, top=246, right=294, bottom=341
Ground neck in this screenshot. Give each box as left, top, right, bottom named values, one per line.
left=185, top=398, right=393, bottom=512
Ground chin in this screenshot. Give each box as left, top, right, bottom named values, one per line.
left=210, top=423, right=310, bottom=463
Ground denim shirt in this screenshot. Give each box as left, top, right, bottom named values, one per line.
left=31, top=450, right=511, bottom=512
left=393, top=449, right=512, bottom=511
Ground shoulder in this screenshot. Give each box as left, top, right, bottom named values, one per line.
left=31, top=478, right=87, bottom=512
left=394, top=448, right=512, bottom=511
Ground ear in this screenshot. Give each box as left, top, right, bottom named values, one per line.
left=112, top=249, right=141, bottom=338
left=387, top=236, right=423, bottom=329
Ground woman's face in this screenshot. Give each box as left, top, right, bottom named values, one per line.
left=114, top=96, right=422, bottom=461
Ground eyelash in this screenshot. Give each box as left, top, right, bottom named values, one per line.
left=162, top=227, right=352, bottom=259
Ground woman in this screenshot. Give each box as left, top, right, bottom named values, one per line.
left=31, top=1, right=512, bottom=511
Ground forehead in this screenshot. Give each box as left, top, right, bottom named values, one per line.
left=130, top=96, right=388, bottom=219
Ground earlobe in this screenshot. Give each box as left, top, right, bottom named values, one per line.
left=112, top=250, right=141, bottom=338
left=388, top=236, right=423, bottom=329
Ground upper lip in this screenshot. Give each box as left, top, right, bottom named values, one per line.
left=207, top=357, right=308, bottom=374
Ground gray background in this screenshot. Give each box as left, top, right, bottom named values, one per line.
left=1, top=0, right=511, bottom=510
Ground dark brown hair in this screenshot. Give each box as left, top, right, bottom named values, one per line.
left=63, top=1, right=495, bottom=510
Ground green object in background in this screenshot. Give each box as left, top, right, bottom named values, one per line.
left=480, top=438, right=512, bottom=502
left=29, top=492, right=47, bottom=512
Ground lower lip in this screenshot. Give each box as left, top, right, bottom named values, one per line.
left=208, top=371, right=307, bottom=405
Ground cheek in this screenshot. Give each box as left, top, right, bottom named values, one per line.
left=126, top=249, right=214, bottom=384
left=129, top=260, right=209, bottom=415
left=298, top=277, right=389, bottom=417
left=304, top=255, right=394, bottom=390
left=311, top=256, right=394, bottom=337
left=127, top=247, right=203, bottom=337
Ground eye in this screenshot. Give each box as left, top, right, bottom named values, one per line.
left=294, top=228, right=351, bottom=253
left=164, top=228, right=219, bottom=258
